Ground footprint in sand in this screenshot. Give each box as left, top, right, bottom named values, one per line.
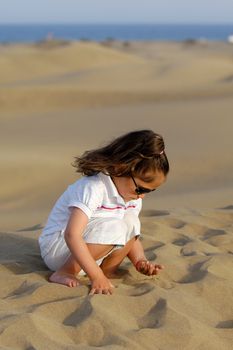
left=16, top=223, right=44, bottom=232
left=63, top=299, right=117, bottom=347
left=202, top=228, right=231, bottom=248
left=63, top=299, right=92, bottom=326
left=128, top=283, right=155, bottom=297
left=141, top=210, right=170, bottom=217
left=216, top=320, right=233, bottom=329
left=202, top=228, right=226, bottom=240
left=172, top=234, right=192, bottom=247
left=4, top=281, right=42, bottom=299
left=219, top=205, right=233, bottom=210
left=144, top=247, right=157, bottom=261
left=166, top=218, right=186, bottom=229
left=138, top=298, right=167, bottom=328
left=177, top=260, right=209, bottom=284
left=178, top=270, right=208, bottom=284
left=180, top=245, right=197, bottom=256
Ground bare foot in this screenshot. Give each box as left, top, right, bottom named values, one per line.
left=49, top=271, right=80, bottom=287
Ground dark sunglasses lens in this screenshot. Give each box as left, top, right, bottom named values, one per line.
left=136, top=187, right=152, bottom=195
left=132, top=176, right=156, bottom=195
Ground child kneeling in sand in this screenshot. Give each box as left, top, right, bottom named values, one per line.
left=39, top=130, right=169, bottom=295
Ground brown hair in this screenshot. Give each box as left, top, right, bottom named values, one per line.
left=73, top=130, right=169, bottom=181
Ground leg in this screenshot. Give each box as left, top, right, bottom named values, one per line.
left=49, top=243, right=114, bottom=287
left=100, top=237, right=137, bottom=277
left=48, top=214, right=139, bottom=286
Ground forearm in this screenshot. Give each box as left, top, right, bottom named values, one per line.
left=127, top=238, right=146, bottom=266
left=64, top=207, right=104, bottom=280
left=65, top=234, right=103, bottom=280
left=128, top=237, right=164, bottom=276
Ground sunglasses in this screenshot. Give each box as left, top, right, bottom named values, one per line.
left=131, top=175, right=156, bottom=195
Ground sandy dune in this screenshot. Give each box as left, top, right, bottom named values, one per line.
left=0, top=208, right=232, bottom=349
left=1, top=41, right=233, bottom=113
left=0, top=40, right=233, bottom=349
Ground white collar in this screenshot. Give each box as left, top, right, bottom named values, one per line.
left=98, top=172, right=125, bottom=204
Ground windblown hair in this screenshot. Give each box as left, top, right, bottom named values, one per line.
left=73, top=130, right=169, bottom=181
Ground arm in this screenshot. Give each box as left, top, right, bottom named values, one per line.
left=127, top=238, right=146, bottom=265
left=127, top=238, right=164, bottom=276
left=65, top=207, right=114, bottom=294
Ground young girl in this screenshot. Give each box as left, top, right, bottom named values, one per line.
left=39, top=130, right=169, bottom=295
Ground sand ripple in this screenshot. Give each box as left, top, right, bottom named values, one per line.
left=0, top=207, right=232, bottom=349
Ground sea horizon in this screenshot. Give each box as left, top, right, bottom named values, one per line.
left=1, top=23, right=233, bottom=43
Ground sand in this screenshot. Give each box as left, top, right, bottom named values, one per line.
left=0, top=40, right=233, bottom=349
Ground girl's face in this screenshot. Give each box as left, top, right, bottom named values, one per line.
left=112, top=171, right=166, bottom=202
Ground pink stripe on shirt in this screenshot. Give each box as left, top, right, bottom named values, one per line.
left=98, top=205, right=136, bottom=211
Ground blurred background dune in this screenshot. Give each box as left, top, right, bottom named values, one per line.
left=1, top=40, right=233, bottom=231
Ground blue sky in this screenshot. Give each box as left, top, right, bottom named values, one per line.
left=1, top=0, right=233, bottom=24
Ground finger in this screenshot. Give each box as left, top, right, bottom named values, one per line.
left=155, top=265, right=164, bottom=273
left=148, top=264, right=155, bottom=276
left=90, top=287, right=102, bottom=294
left=89, top=288, right=96, bottom=295
left=71, top=280, right=79, bottom=287
left=102, top=289, right=110, bottom=295
left=106, top=286, right=113, bottom=295
left=145, top=261, right=152, bottom=275
left=158, top=264, right=165, bottom=269
left=157, top=264, right=165, bottom=269
left=95, top=289, right=101, bottom=294
left=141, top=261, right=149, bottom=274
left=154, top=266, right=163, bottom=275
left=145, top=263, right=152, bottom=275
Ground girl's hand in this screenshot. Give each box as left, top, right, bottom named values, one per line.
left=135, top=260, right=164, bottom=276
left=89, top=273, right=115, bottom=295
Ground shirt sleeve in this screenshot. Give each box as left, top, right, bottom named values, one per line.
left=67, top=177, right=104, bottom=219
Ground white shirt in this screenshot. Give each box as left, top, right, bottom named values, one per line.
left=41, top=172, right=142, bottom=237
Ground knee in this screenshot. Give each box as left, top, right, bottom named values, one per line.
left=125, top=235, right=137, bottom=248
